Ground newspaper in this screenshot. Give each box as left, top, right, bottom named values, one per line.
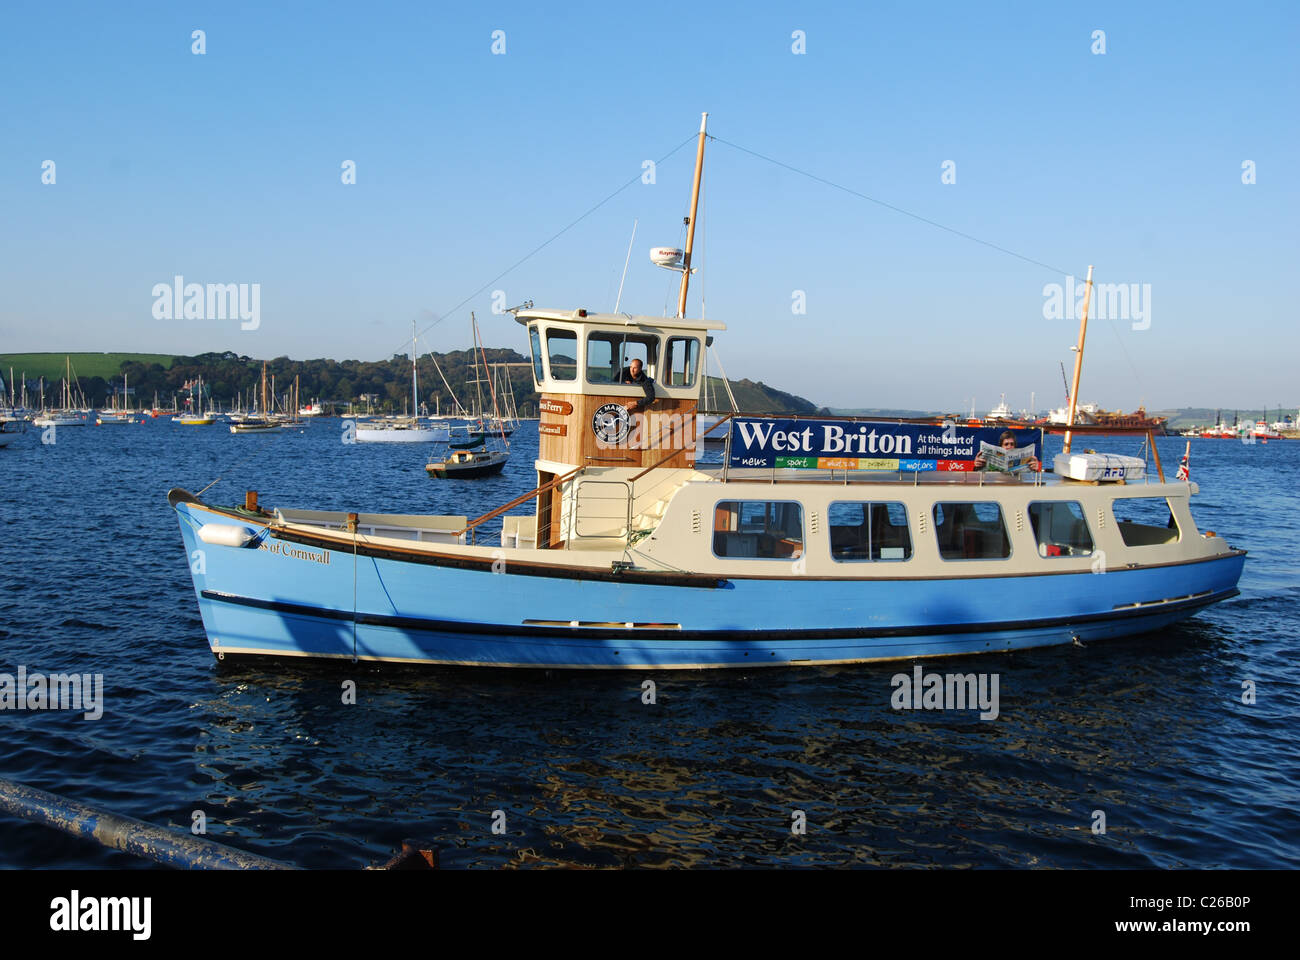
left=979, top=441, right=1037, bottom=473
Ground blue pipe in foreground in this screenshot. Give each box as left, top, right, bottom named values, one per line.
left=0, top=776, right=298, bottom=870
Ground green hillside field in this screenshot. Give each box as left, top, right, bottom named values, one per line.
left=0, top=353, right=176, bottom=382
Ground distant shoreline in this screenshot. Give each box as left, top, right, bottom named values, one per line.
left=1, top=354, right=1294, bottom=429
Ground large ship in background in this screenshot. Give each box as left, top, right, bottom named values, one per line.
left=1046, top=403, right=1168, bottom=434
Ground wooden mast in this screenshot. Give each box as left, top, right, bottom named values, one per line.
left=1062, top=264, right=1094, bottom=455
left=675, top=112, right=709, bottom=319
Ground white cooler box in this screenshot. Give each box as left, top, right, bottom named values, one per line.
left=1053, top=452, right=1146, bottom=482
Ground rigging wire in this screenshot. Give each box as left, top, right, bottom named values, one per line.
left=710, top=135, right=1068, bottom=276
left=401, top=133, right=699, bottom=353
left=700, top=158, right=707, bottom=320
left=707, top=133, right=1144, bottom=390
left=429, top=351, right=464, bottom=416
left=708, top=344, right=740, bottom=413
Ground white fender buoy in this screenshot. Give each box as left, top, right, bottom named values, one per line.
left=197, top=524, right=258, bottom=548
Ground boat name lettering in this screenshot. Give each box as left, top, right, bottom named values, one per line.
left=539, top=399, right=573, bottom=415
left=257, top=541, right=331, bottom=564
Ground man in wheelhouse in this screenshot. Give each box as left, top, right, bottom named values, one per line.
left=621, top=356, right=656, bottom=412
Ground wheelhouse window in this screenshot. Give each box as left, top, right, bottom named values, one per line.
left=586, top=332, right=659, bottom=385
left=664, top=337, right=700, bottom=388
left=829, top=501, right=912, bottom=561
left=1114, top=497, right=1181, bottom=546
left=546, top=328, right=577, bottom=381
left=933, top=502, right=1011, bottom=560
left=1028, top=501, right=1093, bottom=557
left=528, top=325, right=545, bottom=386
left=713, top=500, right=803, bottom=559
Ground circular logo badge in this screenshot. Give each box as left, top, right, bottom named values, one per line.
left=592, top=403, right=633, bottom=445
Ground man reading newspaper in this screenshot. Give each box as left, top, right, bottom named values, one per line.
left=973, top=430, right=1041, bottom=473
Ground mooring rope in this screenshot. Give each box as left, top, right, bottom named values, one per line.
left=350, top=514, right=359, bottom=663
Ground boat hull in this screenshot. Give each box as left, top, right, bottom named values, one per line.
left=425, top=459, right=507, bottom=479
left=354, top=428, right=450, bottom=443
left=173, top=499, right=1245, bottom=669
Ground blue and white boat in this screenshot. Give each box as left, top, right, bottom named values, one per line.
left=169, top=114, right=1245, bottom=669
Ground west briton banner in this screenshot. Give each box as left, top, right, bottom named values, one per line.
left=726, top=419, right=1041, bottom=472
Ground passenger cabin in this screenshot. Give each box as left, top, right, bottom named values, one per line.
left=516, top=307, right=725, bottom=548
left=499, top=308, right=1218, bottom=576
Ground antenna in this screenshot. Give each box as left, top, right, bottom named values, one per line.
left=613, top=219, right=638, bottom=314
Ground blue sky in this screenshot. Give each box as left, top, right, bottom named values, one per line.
left=1, top=1, right=1296, bottom=411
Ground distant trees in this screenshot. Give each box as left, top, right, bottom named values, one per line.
left=102, top=349, right=538, bottom=414
left=42, top=350, right=818, bottom=415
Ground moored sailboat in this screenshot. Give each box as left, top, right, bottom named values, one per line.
left=177, top=377, right=216, bottom=425
left=230, top=363, right=283, bottom=434
left=426, top=318, right=510, bottom=478
left=425, top=433, right=509, bottom=478
left=34, top=358, right=90, bottom=427
left=97, top=373, right=145, bottom=424
left=354, top=324, right=450, bottom=443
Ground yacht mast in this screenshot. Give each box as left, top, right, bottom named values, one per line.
left=411, top=321, right=419, bottom=421
left=675, top=112, right=709, bottom=319
left=1063, top=265, right=1094, bottom=455
left=470, top=313, right=485, bottom=419
left=473, top=313, right=507, bottom=443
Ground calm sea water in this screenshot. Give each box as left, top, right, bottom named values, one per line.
left=1, top=421, right=1297, bottom=868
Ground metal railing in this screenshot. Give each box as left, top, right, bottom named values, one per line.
left=457, top=464, right=584, bottom=544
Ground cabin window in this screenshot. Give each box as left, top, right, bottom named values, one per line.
left=546, top=329, right=577, bottom=381
left=1113, top=497, right=1181, bottom=546
left=713, top=500, right=803, bottom=560
left=528, top=325, right=545, bottom=386
left=828, top=501, right=912, bottom=561
left=932, top=502, right=1011, bottom=560
left=586, top=332, right=659, bottom=385
left=1028, top=501, right=1093, bottom=557
left=664, top=337, right=700, bottom=388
